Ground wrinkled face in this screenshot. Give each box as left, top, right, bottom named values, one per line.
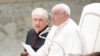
left=32, top=14, right=48, bottom=33
left=51, top=7, right=68, bottom=26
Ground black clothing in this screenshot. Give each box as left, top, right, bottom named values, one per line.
left=25, top=26, right=49, bottom=51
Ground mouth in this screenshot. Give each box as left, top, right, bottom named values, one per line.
left=35, top=26, right=40, bottom=28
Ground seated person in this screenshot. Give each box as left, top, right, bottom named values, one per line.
left=21, top=8, right=50, bottom=56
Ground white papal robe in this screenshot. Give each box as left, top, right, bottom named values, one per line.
left=36, top=18, right=86, bottom=56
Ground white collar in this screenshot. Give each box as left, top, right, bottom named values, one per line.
left=57, top=18, right=70, bottom=29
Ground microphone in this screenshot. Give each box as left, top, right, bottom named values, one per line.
left=39, top=27, right=65, bottom=56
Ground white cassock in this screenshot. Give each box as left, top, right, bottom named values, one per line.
left=36, top=18, right=86, bottom=56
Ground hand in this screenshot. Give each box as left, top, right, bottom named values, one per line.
left=20, top=51, right=29, bottom=56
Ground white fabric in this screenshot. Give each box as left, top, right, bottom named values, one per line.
left=79, top=3, right=100, bottom=54
left=37, top=18, right=86, bottom=56
left=60, top=4, right=71, bottom=16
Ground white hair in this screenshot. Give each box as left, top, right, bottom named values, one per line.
left=31, top=8, right=49, bottom=19
left=54, top=3, right=71, bottom=16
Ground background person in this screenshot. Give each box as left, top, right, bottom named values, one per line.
left=21, top=8, right=50, bottom=56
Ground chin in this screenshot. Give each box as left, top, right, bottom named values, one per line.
left=54, top=24, right=59, bottom=26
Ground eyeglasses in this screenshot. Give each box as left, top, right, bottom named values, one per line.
left=52, top=12, right=65, bottom=16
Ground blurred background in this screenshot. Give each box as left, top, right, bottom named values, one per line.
left=0, top=0, right=100, bottom=56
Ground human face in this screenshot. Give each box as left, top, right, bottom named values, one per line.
left=51, top=7, right=67, bottom=26
left=32, top=14, right=48, bottom=33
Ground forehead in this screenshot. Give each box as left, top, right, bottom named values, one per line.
left=52, top=6, right=62, bottom=13
left=32, top=14, right=46, bottom=19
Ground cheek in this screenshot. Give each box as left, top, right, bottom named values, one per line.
left=32, top=22, right=35, bottom=26
left=51, top=16, right=56, bottom=21
left=32, top=22, right=36, bottom=29
left=53, top=18, right=58, bottom=22
left=41, top=22, right=46, bottom=26
left=40, top=23, right=47, bottom=28
left=51, top=16, right=54, bottom=21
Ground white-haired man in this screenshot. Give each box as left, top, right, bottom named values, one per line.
left=21, top=8, right=50, bottom=56
left=35, top=3, right=86, bottom=56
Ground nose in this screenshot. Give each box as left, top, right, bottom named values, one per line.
left=35, top=20, right=40, bottom=25
left=51, top=15, right=55, bottom=20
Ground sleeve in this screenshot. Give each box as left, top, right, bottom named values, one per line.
left=67, top=28, right=86, bottom=55
left=36, top=39, right=52, bottom=56
left=26, top=29, right=34, bottom=44
left=36, top=26, right=58, bottom=56
left=25, top=30, right=30, bottom=44
left=71, top=31, right=83, bottom=54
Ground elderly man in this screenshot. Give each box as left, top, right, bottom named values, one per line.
left=34, top=3, right=86, bottom=56
left=21, top=8, right=50, bottom=56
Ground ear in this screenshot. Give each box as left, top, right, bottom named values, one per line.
left=64, top=14, right=69, bottom=19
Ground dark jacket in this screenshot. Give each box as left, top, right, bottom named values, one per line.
left=25, top=26, right=49, bottom=51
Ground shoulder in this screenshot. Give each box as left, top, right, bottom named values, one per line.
left=39, top=26, right=50, bottom=38
left=65, top=18, right=79, bottom=31
left=28, top=29, right=35, bottom=34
